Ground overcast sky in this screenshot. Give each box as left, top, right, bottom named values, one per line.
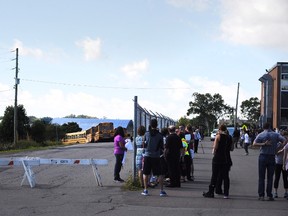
left=1, top=0, right=288, bottom=120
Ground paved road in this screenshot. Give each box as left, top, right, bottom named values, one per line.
left=0, top=138, right=287, bottom=216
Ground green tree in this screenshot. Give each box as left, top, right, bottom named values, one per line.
left=187, top=92, right=232, bottom=132
left=240, top=97, right=260, bottom=122
left=0, top=105, right=30, bottom=143
left=60, top=122, right=82, bottom=133
left=177, top=116, right=191, bottom=127
left=30, top=120, right=46, bottom=143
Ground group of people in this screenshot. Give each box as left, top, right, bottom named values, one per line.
left=134, top=119, right=201, bottom=196
left=136, top=119, right=200, bottom=196
left=232, top=127, right=256, bottom=155
left=202, top=122, right=288, bottom=200
left=113, top=120, right=288, bottom=200
left=253, top=123, right=288, bottom=201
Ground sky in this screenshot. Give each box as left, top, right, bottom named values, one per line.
left=1, top=0, right=288, bottom=121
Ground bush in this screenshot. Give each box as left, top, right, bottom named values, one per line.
left=122, top=173, right=142, bottom=191
left=0, top=140, right=63, bottom=152
left=14, top=140, right=43, bottom=149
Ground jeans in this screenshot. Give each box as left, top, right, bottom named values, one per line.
left=258, top=154, right=275, bottom=197
left=114, top=154, right=124, bottom=180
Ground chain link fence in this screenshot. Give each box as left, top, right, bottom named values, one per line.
left=132, top=96, right=176, bottom=180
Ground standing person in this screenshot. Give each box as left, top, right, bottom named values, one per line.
left=239, top=129, right=245, bottom=148
left=283, top=142, right=288, bottom=199
left=164, top=125, right=183, bottom=188
left=194, top=129, right=201, bottom=153
left=243, top=130, right=250, bottom=155
left=113, top=126, right=127, bottom=182
left=253, top=122, right=286, bottom=201
left=135, top=125, right=146, bottom=188
left=141, top=119, right=167, bottom=197
left=273, top=135, right=288, bottom=198
left=232, top=128, right=240, bottom=149
left=284, top=142, right=288, bottom=172
left=180, top=135, right=191, bottom=182
left=203, top=124, right=230, bottom=198
left=177, top=126, right=190, bottom=182
left=215, top=129, right=233, bottom=198
left=185, top=124, right=195, bottom=181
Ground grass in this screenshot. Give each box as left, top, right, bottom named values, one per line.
left=122, top=173, right=143, bottom=191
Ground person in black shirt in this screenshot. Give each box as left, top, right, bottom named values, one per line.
left=164, top=125, right=183, bottom=187
left=203, top=124, right=231, bottom=198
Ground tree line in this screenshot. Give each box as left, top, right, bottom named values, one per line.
left=0, top=92, right=260, bottom=150
left=179, top=92, right=260, bottom=134
left=0, top=105, right=82, bottom=150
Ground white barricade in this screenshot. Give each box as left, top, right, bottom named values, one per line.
left=0, top=157, right=108, bottom=188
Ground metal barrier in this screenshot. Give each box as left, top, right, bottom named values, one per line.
left=0, top=157, right=108, bottom=188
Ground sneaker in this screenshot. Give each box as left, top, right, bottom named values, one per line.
left=223, top=195, right=229, bottom=199
left=267, top=197, right=274, bottom=201
left=203, top=191, right=214, bottom=198
left=114, top=178, right=124, bottom=183
left=141, top=189, right=149, bottom=196
left=284, top=192, right=288, bottom=198
left=258, top=196, right=264, bottom=201
left=160, top=191, right=167, bottom=197
left=274, top=193, right=278, bottom=198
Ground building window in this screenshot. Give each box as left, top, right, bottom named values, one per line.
left=281, top=92, right=288, bottom=108
left=280, top=109, right=288, bottom=126
left=282, top=66, right=288, bottom=73
left=281, top=74, right=288, bottom=91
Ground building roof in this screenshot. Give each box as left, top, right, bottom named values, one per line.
left=51, top=118, right=133, bottom=130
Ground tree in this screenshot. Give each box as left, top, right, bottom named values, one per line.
left=30, top=120, right=46, bottom=143
left=61, top=122, right=82, bottom=133
left=177, top=116, right=191, bottom=127
left=240, top=97, right=260, bottom=122
left=0, top=105, right=30, bottom=143
left=187, top=92, right=232, bottom=132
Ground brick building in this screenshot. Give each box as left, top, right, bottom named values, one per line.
left=259, top=62, right=288, bottom=129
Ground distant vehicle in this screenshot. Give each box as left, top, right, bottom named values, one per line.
left=210, top=127, right=235, bottom=141
left=62, top=131, right=88, bottom=145
left=86, top=122, right=114, bottom=142
left=210, top=129, right=218, bottom=141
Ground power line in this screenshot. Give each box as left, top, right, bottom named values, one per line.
left=21, top=78, right=192, bottom=90
left=0, top=88, right=14, bottom=93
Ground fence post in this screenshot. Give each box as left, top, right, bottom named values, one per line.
left=133, top=96, right=138, bottom=182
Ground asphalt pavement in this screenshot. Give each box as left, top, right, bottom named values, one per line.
left=0, top=138, right=287, bottom=216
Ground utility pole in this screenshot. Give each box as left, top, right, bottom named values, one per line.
left=13, top=48, right=19, bottom=146
left=234, top=82, right=240, bottom=129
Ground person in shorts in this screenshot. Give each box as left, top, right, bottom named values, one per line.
left=141, top=118, right=167, bottom=197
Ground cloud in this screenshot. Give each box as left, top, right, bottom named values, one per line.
left=167, top=0, right=212, bottom=11
left=17, top=89, right=134, bottom=119
left=219, top=0, right=288, bottom=49
left=120, top=59, right=149, bottom=79
left=11, top=39, right=68, bottom=62
left=75, top=37, right=102, bottom=61
left=187, top=76, right=257, bottom=109
left=0, top=84, right=14, bottom=113
left=164, top=78, right=191, bottom=101
left=12, top=39, right=44, bottom=58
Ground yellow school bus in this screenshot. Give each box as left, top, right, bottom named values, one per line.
left=62, top=131, right=88, bottom=145
left=91, top=122, right=114, bottom=142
